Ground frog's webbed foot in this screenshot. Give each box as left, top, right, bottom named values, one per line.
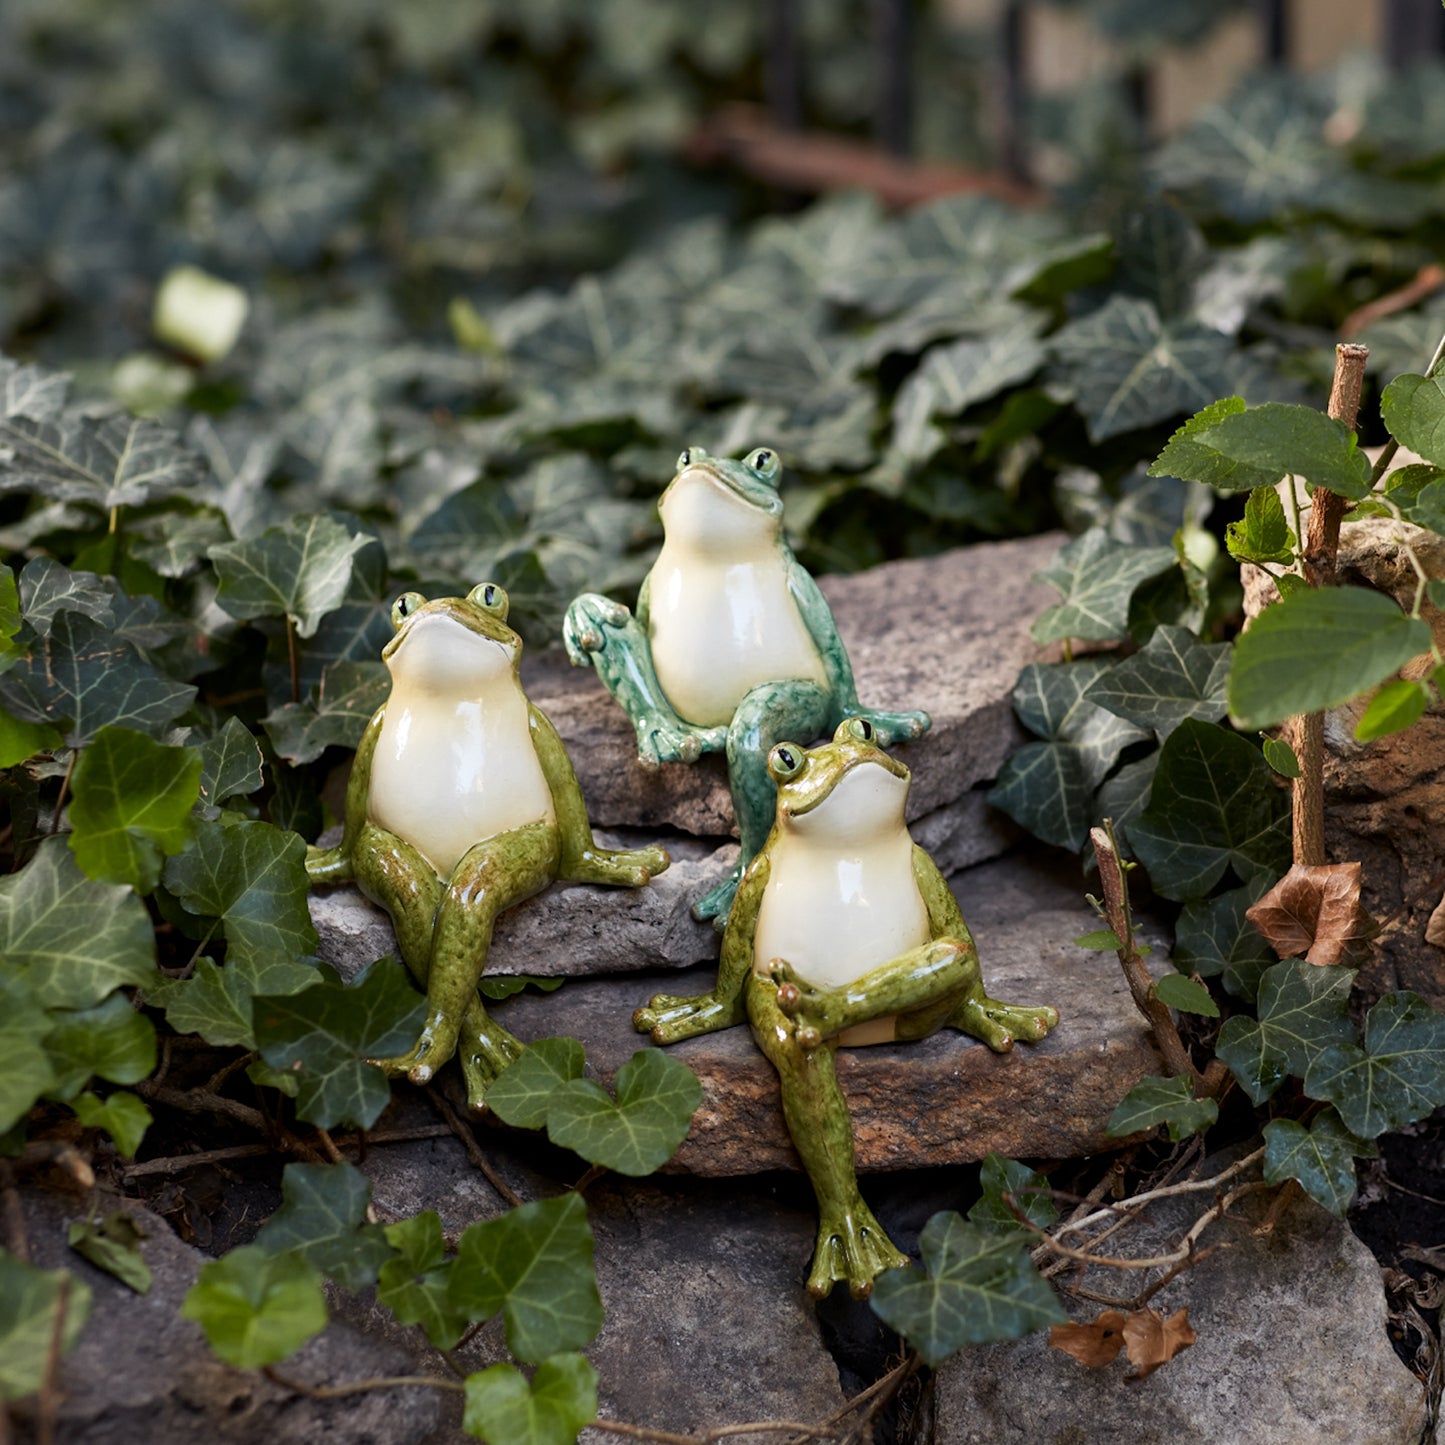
left=569, top=843, right=670, bottom=888
left=633, top=990, right=740, bottom=1044
left=854, top=708, right=932, bottom=748
left=808, top=1203, right=910, bottom=1300
left=953, top=994, right=1059, bottom=1053
left=635, top=717, right=723, bottom=767
left=305, top=843, right=352, bottom=885
left=458, top=1018, right=526, bottom=1114
left=691, top=866, right=742, bottom=929
left=758, top=959, right=834, bottom=1049
left=372, top=1009, right=464, bottom=1086
left=563, top=593, right=631, bottom=666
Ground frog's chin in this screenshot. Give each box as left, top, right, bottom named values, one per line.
left=659, top=467, right=780, bottom=554
left=385, top=612, right=516, bottom=694
left=783, top=761, right=910, bottom=848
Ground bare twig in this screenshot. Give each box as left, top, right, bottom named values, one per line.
left=120, top=1124, right=457, bottom=1180
left=428, top=1088, right=523, bottom=1209
left=133, top=1081, right=269, bottom=1132
left=13, top=1141, right=94, bottom=1190
left=0, top=1161, right=28, bottom=1261
left=48, top=751, right=76, bottom=835
left=592, top=1419, right=837, bottom=1444
left=1341, top=264, right=1445, bottom=338
left=37, top=1276, right=69, bottom=1445
left=262, top=1366, right=463, bottom=1400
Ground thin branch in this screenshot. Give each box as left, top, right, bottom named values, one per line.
left=428, top=1088, right=523, bottom=1209
left=1054, top=1148, right=1265, bottom=1239
left=121, top=1124, right=458, bottom=1179
left=37, top=1276, right=69, bottom=1445
left=48, top=751, right=76, bottom=835
left=0, top=1162, right=28, bottom=1261
left=1341, top=263, right=1445, bottom=339
left=262, top=1366, right=463, bottom=1400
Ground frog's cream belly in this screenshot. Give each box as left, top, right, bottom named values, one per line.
left=368, top=685, right=555, bottom=877
left=648, top=551, right=828, bottom=727
left=753, top=829, right=930, bottom=1045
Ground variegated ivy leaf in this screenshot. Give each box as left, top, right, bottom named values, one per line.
left=0, top=356, right=70, bottom=422
left=262, top=659, right=388, bottom=766
left=1081, top=626, right=1231, bottom=736
left=1031, top=529, right=1176, bottom=646
left=1262, top=1110, right=1375, bottom=1217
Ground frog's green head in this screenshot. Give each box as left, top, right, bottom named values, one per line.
left=767, top=718, right=912, bottom=847
left=658, top=445, right=785, bottom=553
left=382, top=582, right=522, bottom=693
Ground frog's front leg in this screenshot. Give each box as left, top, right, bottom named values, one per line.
left=633, top=988, right=745, bottom=1044
left=948, top=992, right=1059, bottom=1052
left=375, top=821, right=559, bottom=1096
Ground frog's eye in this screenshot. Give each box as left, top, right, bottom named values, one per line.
left=837, top=717, right=874, bottom=744
left=745, top=447, right=780, bottom=482
left=390, top=592, right=426, bottom=630
left=467, top=581, right=509, bottom=618
left=676, top=445, right=705, bottom=471
left=768, top=742, right=806, bottom=782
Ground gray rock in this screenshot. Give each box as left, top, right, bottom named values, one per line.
left=934, top=1160, right=1426, bottom=1445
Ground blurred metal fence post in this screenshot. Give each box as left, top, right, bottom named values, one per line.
left=1384, top=0, right=1445, bottom=66
left=765, top=0, right=803, bottom=131
left=872, top=0, right=914, bottom=156
left=998, top=0, right=1029, bottom=184
left=1253, top=0, right=1290, bottom=64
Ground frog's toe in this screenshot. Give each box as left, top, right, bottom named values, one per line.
left=989, top=1002, right=1059, bottom=1043
left=459, top=1032, right=525, bottom=1113
left=692, top=873, right=740, bottom=927
left=807, top=1207, right=909, bottom=1300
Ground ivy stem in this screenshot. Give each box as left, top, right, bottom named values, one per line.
left=1289, top=341, right=1369, bottom=868
left=285, top=614, right=301, bottom=705
left=49, top=750, right=77, bottom=835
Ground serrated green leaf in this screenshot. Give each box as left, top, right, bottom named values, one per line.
left=1262, top=1111, right=1376, bottom=1218
left=0, top=837, right=156, bottom=1009
left=1226, top=484, right=1295, bottom=565
left=869, top=1213, right=1064, bottom=1366
left=1215, top=960, right=1356, bottom=1104
left=1386, top=467, right=1445, bottom=533
left=1261, top=735, right=1301, bottom=779
left=1304, top=991, right=1445, bottom=1138
left=67, top=726, right=200, bottom=891
left=181, top=1246, right=327, bottom=1370
left=1191, top=404, right=1371, bottom=500
left=463, top=1354, right=598, bottom=1445
left=1081, top=625, right=1231, bottom=735
left=1353, top=679, right=1430, bottom=743
left=163, top=816, right=316, bottom=969
left=1073, top=929, right=1122, bottom=951
left=68, top=1211, right=152, bottom=1294
left=967, top=1154, right=1058, bottom=1235
left=544, top=1049, right=701, bottom=1177
left=1153, top=973, right=1219, bottom=1017
left=209, top=515, right=369, bottom=638
left=43, top=992, right=156, bottom=1099
left=1150, top=397, right=1280, bottom=493
left=1051, top=296, right=1236, bottom=442
left=377, top=1211, right=467, bottom=1348
left=1104, top=1073, right=1217, bottom=1141
left=1173, top=878, right=1275, bottom=999
left=1230, top=586, right=1433, bottom=731
left=153, top=953, right=319, bottom=1049
left=0, top=1251, right=92, bottom=1401
left=450, top=1194, right=602, bottom=1365
left=489, top=1037, right=586, bottom=1131
left=1130, top=720, right=1290, bottom=901
left=254, top=1162, right=395, bottom=1291
left=70, top=1090, right=151, bottom=1158
left=262, top=659, right=388, bottom=765
left=197, top=717, right=265, bottom=807
left=0, top=968, right=56, bottom=1133
left=1381, top=372, right=1445, bottom=468
left=254, top=957, right=425, bottom=1129
left=1031, top=529, right=1175, bottom=645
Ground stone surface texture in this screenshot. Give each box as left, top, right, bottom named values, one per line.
left=489, top=852, right=1169, bottom=1175
left=934, top=1160, right=1426, bottom=1445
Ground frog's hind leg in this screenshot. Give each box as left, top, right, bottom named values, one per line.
left=746, top=971, right=908, bottom=1299
left=693, top=680, right=833, bottom=926
left=946, top=991, right=1059, bottom=1052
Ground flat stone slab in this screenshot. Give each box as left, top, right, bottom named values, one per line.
left=935, top=1159, right=1425, bottom=1444
left=486, top=851, right=1169, bottom=1175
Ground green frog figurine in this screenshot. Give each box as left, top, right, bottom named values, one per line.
left=307, top=582, right=668, bottom=1111
left=634, top=718, right=1058, bottom=1299
left=563, top=445, right=930, bottom=925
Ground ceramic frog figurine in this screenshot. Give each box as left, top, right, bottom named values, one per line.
left=634, top=718, right=1057, bottom=1299
left=307, top=582, right=668, bottom=1111
left=563, top=445, right=930, bottom=925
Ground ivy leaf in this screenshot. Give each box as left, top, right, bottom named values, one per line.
left=197, top=717, right=265, bottom=807
left=1112, top=200, right=1209, bottom=321
left=181, top=1246, right=328, bottom=1370
left=1262, top=1110, right=1376, bottom=1217
left=0, top=412, right=205, bottom=511
left=70, top=1090, right=151, bottom=1157
left=1304, top=992, right=1445, bottom=1138
left=1215, top=960, right=1356, bottom=1104
left=967, top=1154, right=1058, bottom=1235
left=1153, top=974, right=1219, bottom=1017
left=1229, top=586, right=1433, bottom=731
left=1188, top=404, right=1372, bottom=500
left=1130, top=720, right=1290, bottom=901
left=1031, top=529, right=1175, bottom=645
left=1104, top=1074, right=1218, bottom=1141
left=1050, top=296, right=1235, bottom=442
left=43, top=992, right=156, bottom=1099
left=869, top=1214, right=1065, bottom=1367
left=0, top=838, right=156, bottom=1009
left=1354, top=679, right=1431, bottom=743
left=488, top=1037, right=587, bottom=1131
left=1150, top=397, right=1279, bottom=493
left=0, top=357, right=70, bottom=423
left=376, top=1212, right=468, bottom=1348
left=543, top=1049, right=702, bottom=1177
left=253, top=958, right=426, bottom=1130
left=68, top=1211, right=152, bottom=1294
left=154, top=953, right=319, bottom=1049
left=1173, top=879, right=1275, bottom=1000
left=262, top=660, right=388, bottom=765
left=17, top=558, right=114, bottom=635
left=450, top=1194, right=603, bottom=1366
left=129, top=505, right=233, bottom=580
left=463, top=1354, right=598, bottom=1445
left=0, top=969, right=57, bottom=1133
left=163, top=817, right=317, bottom=969
left=255, top=1162, right=395, bottom=1291
left=1380, top=373, right=1445, bottom=468
left=1081, top=626, right=1231, bottom=736
left=0, top=1251, right=92, bottom=1402
left=67, top=726, right=201, bottom=891
left=1245, top=862, right=1374, bottom=968
left=209, top=515, right=370, bottom=639
left=1226, top=485, right=1295, bottom=566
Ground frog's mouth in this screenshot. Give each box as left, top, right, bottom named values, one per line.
left=661, top=462, right=783, bottom=519
left=783, top=751, right=911, bottom=831
left=384, top=609, right=516, bottom=683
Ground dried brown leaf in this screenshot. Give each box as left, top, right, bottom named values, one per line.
left=1245, top=861, right=1373, bottom=967
left=1049, top=1311, right=1128, bottom=1368
left=1425, top=892, right=1445, bottom=950
left=1122, top=1306, right=1197, bottom=1382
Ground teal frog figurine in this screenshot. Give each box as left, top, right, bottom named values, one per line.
left=563, top=445, right=930, bottom=924
left=635, top=719, right=1058, bottom=1299
left=307, top=583, right=668, bottom=1110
